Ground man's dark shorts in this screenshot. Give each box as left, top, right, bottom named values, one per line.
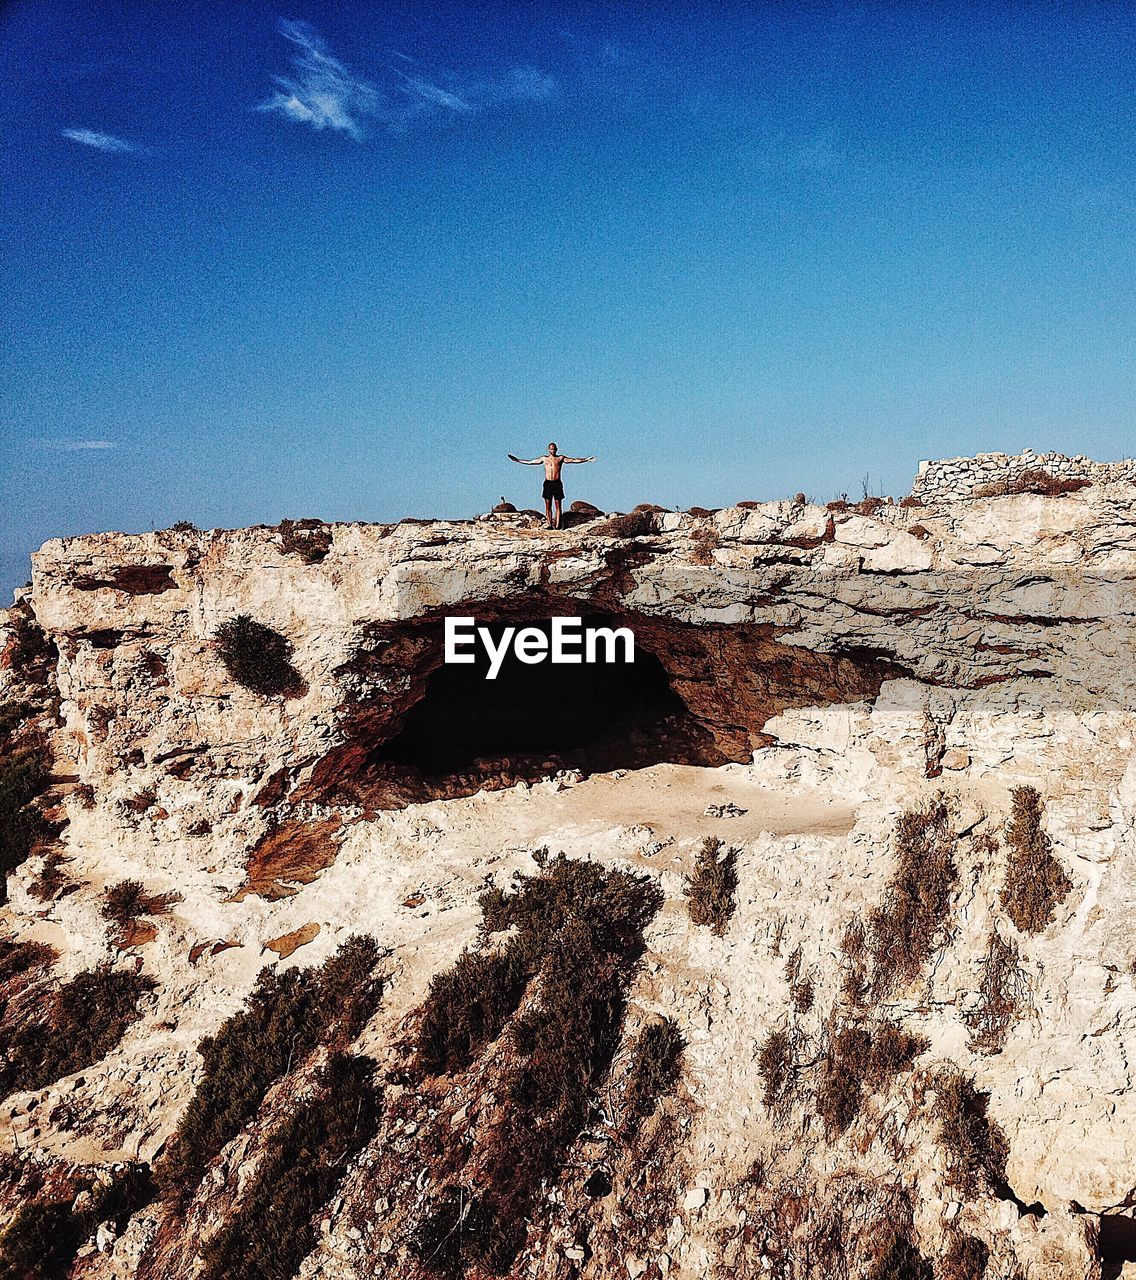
left=543, top=478, right=564, bottom=501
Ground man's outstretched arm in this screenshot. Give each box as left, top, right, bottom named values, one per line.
left=563, top=455, right=596, bottom=464
left=507, top=453, right=545, bottom=464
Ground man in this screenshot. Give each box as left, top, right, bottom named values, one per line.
left=507, top=443, right=595, bottom=529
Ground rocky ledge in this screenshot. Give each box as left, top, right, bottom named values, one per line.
left=3, top=484, right=1136, bottom=1279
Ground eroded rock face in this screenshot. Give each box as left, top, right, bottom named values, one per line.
left=4, top=487, right=1136, bottom=1279
left=22, top=488, right=1136, bottom=809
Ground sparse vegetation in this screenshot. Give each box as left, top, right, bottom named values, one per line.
left=213, top=615, right=303, bottom=698
left=1000, top=786, right=1070, bottom=934
left=932, top=1070, right=1009, bottom=1197
left=867, top=799, right=957, bottom=996
left=198, top=1054, right=379, bottom=1280
left=973, top=469, right=1090, bottom=498
left=412, top=855, right=663, bottom=1275
left=0, top=965, right=155, bottom=1101
left=816, top=1021, right=928, bottom=1138
left=0, top=1162, right=152, bottom=1280
left=966, top=930, right=1031, bottom=1054
left=941, top=1235, right=990, bottom=1280
left=278, top=517, right=333, bottom=564
left=621, top=1017, right=684, bottom=1128
left=683, top=836, right=738, bottom=935
left=155, top=935, right=383, bottom=1205
left=101, top=879, right=182, bottom=945
left=0, top=715, right=52, bottom=904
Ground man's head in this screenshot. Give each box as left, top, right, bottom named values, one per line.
left=548, top=442, right=558, bottom=455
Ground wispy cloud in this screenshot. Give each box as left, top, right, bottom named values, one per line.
left=61, top=128, right=144, bottom=155
left=258, top=19, right=556, bottom=139
left=35, top=439, right=117, bottom=451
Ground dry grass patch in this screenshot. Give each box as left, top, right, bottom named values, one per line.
left=684, top=836, right=738, bottom=935
left=1000, top=786, right=1070, bottom=934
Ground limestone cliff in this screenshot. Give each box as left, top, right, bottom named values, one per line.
left=3, top=485, right=1136, bottom=1279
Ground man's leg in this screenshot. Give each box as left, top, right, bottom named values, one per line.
left=553, top=498, right=562, bottom=529
left=544, top=498, right=553, bottom=528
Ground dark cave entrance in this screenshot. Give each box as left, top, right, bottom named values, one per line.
left=376, top=616, right=713, bottom=787
left=1099, top=1215, right=1136, bottom=1279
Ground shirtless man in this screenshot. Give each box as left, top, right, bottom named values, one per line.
left=507, top=443, right=595, bottom=529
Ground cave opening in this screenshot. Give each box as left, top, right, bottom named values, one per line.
left=1099, top=1214, right=1136, bottom=1279
left=376, top=616, right=710, bottom=783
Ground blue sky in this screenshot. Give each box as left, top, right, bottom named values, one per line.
left=2, top=2, right=1135, bottom=596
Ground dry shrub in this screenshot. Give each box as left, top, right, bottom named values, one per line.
left=1, top=607, right=57, bottom=684
left=899, top=495, right=925, bottom=508
left=940, top=1235, right=990, bottom=1280
left=198, top=1054, right=379, bottom=1280
left=0, top=966, right=155, bottom=1102
left=0, top=1162, right=152, bottom=1280
left=214, top=615, right=303, bottom=698
left=973, top=469, right=1091, bottom=498
left=591, top=510, right=659, bottom=538
left=966, top=930, right=1031, bottom=1054
left=932, top=1070, right=1008, bottom=1198
left=757, top=1025, right=797, bottom=1118
left=1000, top=786, right=1070, bottom=934
left=816, top=1021, right=928, bottom=1138
left=690, top=525, right=720, bottom=565
left=155, top=935, right=383, bottom=1206
left=854, top=496, right=885, bottom=514
left=720, top=1175, right=927, bottom=1280
left=620, top=1017, right=684, bottom=1128
left=0, top=715, right=52, bottom=903
left=684, top=836, right=738, bottom=936
left=122, top=787, right=157, bottom=815
left=867, top=800, right=957, bottom=996
left=415, top=945, right=527, bottom=1075
left=27, top=850, right=69, bottom=903
left=103, top=879, right=181, bottom=928
left=278, top=517, right=332, bottom=564
left=785, top=946, right=815, bottom=1014
left=410, top=856, right=663, bottom=1275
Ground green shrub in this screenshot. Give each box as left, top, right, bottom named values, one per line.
left=156, top=936, right=383, bottom=1205
left=214, top=615, right=302, bottom=698
left=199, top=1054, right=379, bottom=1280
left=683, top=836, right=738, bottom=935
left=1000, top=787, right=1070, bottom=934
left=868, top=800, right=957, bottom=996
left=0, top=966, right=155, bottom=1101
left=621, top=1017, right=684, bottom=1128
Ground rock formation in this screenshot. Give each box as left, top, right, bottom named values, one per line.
left=3, top=477, right=1136, bottom=1278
